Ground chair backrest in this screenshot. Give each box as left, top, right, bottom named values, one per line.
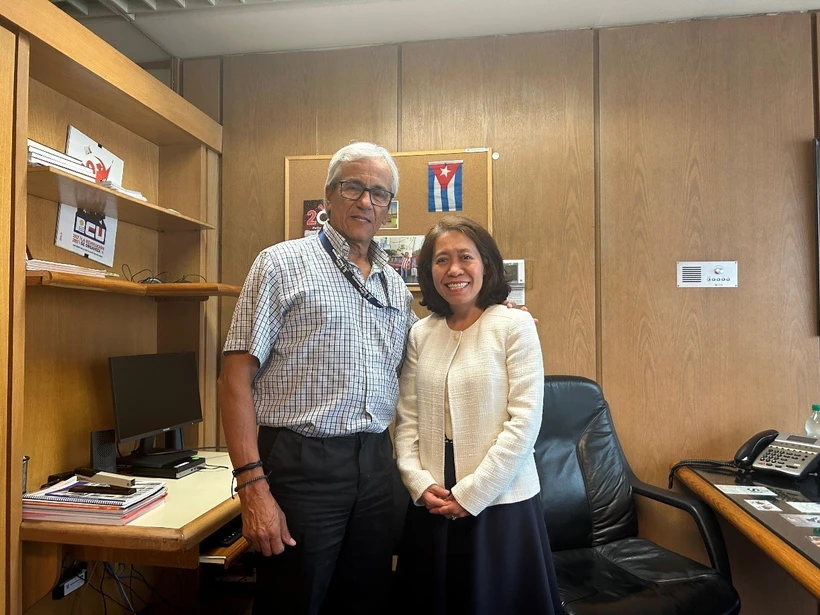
left=534, top=375, right=638, bottom=551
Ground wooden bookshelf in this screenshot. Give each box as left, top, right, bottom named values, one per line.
left=0, top=0, right=222, bottom=151
left=26, top=271, right=241, bottom=299
left=27, top=166, right=215, bottom=232
left=1, top=1, right=226, bottom=608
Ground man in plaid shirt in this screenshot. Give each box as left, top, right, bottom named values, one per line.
left=218, top=142, right=415, bottom=615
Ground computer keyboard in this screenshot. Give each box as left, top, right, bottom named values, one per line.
left=219, top=524, right=244, bottom=547
left=207, top=516, right=244, bottom=548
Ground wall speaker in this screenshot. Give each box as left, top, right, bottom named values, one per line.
left=90, top=429, right=117, bottom=472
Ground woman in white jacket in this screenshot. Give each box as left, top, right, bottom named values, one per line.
left=394, top=216, right=562, bottom=615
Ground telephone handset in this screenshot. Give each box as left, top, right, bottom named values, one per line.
left=736, top=430, right=820, bottom=478
left=734, top=430, right=778, bottom=467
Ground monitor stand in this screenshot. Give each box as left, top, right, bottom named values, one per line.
left=120, top=429, right=197, bottom=470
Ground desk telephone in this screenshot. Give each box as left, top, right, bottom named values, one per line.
left=736, top=430, right=820, bottom=478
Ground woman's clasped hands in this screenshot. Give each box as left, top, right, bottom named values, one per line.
left=420, top=485, right=469, bottom=520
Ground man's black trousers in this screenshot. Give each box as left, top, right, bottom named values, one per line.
left=253, top=426, right=394, bottom=615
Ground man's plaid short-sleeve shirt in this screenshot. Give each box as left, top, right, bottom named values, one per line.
left=224, top=223, right=417, bottom=437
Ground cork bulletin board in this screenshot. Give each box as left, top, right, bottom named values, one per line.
left=284, top=148, right=493, bottom=244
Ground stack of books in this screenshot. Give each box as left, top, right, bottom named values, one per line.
left=99, top=180, right=147, bottom=201
left=22, top=476, right=166, bottom=525
left=25, top=259, right=110, bottom=278
left=27, top=139, right=96, bottom=183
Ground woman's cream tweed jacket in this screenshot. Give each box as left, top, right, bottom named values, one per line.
left=395, top=304, right=544, bottom=516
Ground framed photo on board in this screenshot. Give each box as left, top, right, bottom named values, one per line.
left=374, top=235, right=424, bottom=285
left=380, top=200, right=399, bottom=230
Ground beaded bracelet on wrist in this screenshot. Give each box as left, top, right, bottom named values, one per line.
left=231, top=472, right=270, bottom=499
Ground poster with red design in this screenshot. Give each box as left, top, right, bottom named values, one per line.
left=65, top=126, right=124, bottom=183
left=303, top=199, right=328, bottom=237
left=54, top=127, right=121, bottom=267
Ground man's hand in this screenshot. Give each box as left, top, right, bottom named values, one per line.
left=219, top=352, right=293, bottom=555
left=239, top=479, right=296, bottom=556
left=430, top=494, right=469, bottom=519
left=420, top=484, right=450, bottom=510
left=503, top=300, right=538, bottom=326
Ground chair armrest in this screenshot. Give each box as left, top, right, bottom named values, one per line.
left=629, top=473, right=732, bottom=583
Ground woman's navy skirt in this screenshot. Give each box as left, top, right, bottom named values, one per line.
left=394, top=441, right=563, bottom=615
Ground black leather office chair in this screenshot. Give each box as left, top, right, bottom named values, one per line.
left=535, top=375, right=741, bottom=615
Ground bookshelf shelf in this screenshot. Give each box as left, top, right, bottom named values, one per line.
left=0, top=0, right=222, bottom=150
left=26, top=271, right=241, bottom=300
left=27, top=166, right=215, bottom=232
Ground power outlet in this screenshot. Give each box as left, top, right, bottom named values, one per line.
left=52, top=564, right=87, bottom=600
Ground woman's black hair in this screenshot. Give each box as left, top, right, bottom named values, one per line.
left=417, top=215, right=510, bottom=317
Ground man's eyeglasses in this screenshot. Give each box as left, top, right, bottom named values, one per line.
left=337, top=180, right=394, bottom=208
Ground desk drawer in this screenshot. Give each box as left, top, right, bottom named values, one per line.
left=199, top=537, right=251, bottom=568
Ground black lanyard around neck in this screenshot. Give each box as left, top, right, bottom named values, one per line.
left=319, top=229, right=388, bottom=309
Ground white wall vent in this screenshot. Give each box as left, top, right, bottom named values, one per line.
left=677, top=261, right=738, bottom=288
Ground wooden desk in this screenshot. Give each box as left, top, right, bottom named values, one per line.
left=20, top=452, right=249, bottom=569
left=677, top=467, right=820, bottom=599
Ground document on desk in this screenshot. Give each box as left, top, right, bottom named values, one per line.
left=781, top=514, right=820, bottom=528
left=787, top=502, right=820, bottom=514
left=714, top=485, right=776, bottom=497
left=744, top=499, right=782, bottom=512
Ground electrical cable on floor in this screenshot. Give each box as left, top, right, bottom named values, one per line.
left=105, top=562, right=136, bottom=613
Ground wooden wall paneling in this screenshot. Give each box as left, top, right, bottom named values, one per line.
left=156, top=145, right=205, bottom=399
left=21, top=543, right=62, bottom=613
left=0, top=22, right=17, bottom=615
left=599, top=14, right=818, bottom=614
left=400, top=32, right=597, bottom=377
left=221, top=46, right=399, bottom=291
left=9, top=31, right=29, bottom=615
left=158, top=144, right=205, bottom=222
left=183, top=58, right=221, bottom=123
left=156, top=146, right=204, bottom=320
left=157, top=144, right=216, bottom=447
left=180, top=63, right=222, bottom=445
left=201, top=148, right=220, bottom=446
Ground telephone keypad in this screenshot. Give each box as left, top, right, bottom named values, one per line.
left=753, top=440, right=820, bottom=477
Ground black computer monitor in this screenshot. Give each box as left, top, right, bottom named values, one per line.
left=109, top=351, right=203, bottom=467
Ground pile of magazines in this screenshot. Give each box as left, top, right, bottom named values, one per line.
left=22, top=476, right=166, bottom=526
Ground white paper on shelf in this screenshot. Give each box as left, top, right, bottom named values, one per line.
left=26, top=258, right=107, bottom=278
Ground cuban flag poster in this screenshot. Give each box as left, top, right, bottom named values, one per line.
left=428, top=160, right=463, bottom=212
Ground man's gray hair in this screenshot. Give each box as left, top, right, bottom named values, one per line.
left=325, top=142, right=399, bottom=194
